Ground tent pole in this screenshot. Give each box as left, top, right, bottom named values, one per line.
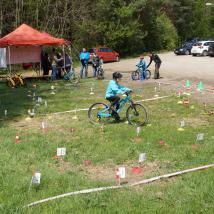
left=63, top=45, right=65, bottom=70
left=40, top=62, right=42, bottom=76
left=8, top=46, right=12, bottom=74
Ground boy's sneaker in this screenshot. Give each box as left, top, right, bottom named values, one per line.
left=111, top=110, right=120, bottom=122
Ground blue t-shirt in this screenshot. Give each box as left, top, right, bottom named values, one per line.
left=79, top=52, right=90, bottom=64
left=136, top=59, right=147, bottom=72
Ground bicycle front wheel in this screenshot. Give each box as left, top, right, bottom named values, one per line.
left=126, top=103, right=148, bottom=126
left=72, top=74, right=80, bottom=84
left=97, top=68, right=104, bottom=80
left=88, top=103, right=111, bottom=125
left=131, top=70, right=139, bottom=80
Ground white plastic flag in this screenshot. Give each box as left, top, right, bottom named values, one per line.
left=41, top=122, right=45, bottom=129
left=90, top=87, right=94, bottom=95
left=38, top=97, right=42, bottom=103
left=139, top=153, right=146, bottom=163
left=4, top=109, right=7, bottom=117
left=180, top=120, right=185, bottom=128
left=72, top=107, right=78, bottom=120
left=196, top=133, right=204, bottom=141
left=32, top=172, right=41, bottom=184
left=177, top=91, right=181, bottom=98
left=136, top=127, right=141, bottom=137
left=57, top=148, right=66, bottom=156
left=51, top=86, right=55, bottom=94
left=118, top=167, right=126, bottom=179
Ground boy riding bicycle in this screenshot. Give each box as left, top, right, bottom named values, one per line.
left=105, top=72, right=131, bottom=121
left=136, top=55, right=147, bottom=80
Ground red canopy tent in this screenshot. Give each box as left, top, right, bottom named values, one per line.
left=0, top=23, right=66, bottom=47
left=0, top=24, right=68, bottom=72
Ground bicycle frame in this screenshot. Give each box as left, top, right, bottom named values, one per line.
left=98, top=94, right=133, bottom=118
left=116, top=95, right=132, bottom=113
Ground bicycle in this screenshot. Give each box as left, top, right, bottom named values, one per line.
left=131, top=68, right=151, bottom=80
left=6, top=75, right=16, bottom=87
left=63, top=67, right=80, bottom=84
left=96, top=65, right=104, bottom=80
left=6, top=72, right=26, bottom=87
left=88, top=91, right=148, bottom=126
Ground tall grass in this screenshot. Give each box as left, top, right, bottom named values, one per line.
left=0, top=79, right=213, bottom=213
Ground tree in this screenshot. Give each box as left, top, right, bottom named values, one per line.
left=155, top=13, right=178, bottom=50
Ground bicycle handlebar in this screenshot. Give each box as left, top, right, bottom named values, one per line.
left=125, top=90, right=133, bottom=96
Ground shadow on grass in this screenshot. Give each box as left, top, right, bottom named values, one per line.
left=0, top=81, right=42, bottom=127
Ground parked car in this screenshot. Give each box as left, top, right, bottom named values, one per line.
left=89, top=47, right=119, bottom=63
left=191, top=41, right=214, bottom=56
left=174, top=42, right=194, bottom=55
left=208, top=43, right=214, bottom=57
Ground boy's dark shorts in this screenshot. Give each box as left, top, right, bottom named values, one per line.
left=106, top=96, right=120, bottom=105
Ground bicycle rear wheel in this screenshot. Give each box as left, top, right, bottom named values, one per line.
left=97, top=68, right=104, bottom=80
left=18, top=76, right=27, bottom=86
left=131, top=70, right=139, bottom=80
left=145, top=69, right=151, bottom=79
left=126, top=103, right=148, bottom=126
left=88, top=103, right=111, bottom=125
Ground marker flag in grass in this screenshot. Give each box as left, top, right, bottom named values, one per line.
left=136, top=127, right=141, bottom=137
left=118, top=167, right=126, bottom=179
left=196, top=133, right=204, bottom=141
left=180, top=120, right=185, bottom=128
left=139, top=153, right=146, bottom=163
left=57, top=148, right=66, bottom=157
left=178, top=119, right=185, bottom=131
left=15, top=134, right=21, bottom=144
left=197, top=82, right=203, bottom=91
left=32, top=171, right=41, bottom=184
left=90, top=87, right=94, bottom=95
left=186, top=80, right=190, bottom=88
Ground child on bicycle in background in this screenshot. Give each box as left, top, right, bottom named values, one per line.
left=105, top=72, right=131, bottom=121
left=136, top=55, right=147, bottom=80
left=92, top=52, right=101, bottom=78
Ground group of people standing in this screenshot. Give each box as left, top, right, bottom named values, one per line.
left=136, top=52, right=162, bottom=80
left=41, top=47, right=101, bottom=81
left=41, top=47, right=161, bottom=81
left=79, top=48, right=101, bottom=79
left=41, top=48, right=72, bottom=80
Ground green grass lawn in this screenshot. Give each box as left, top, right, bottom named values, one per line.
left=0, top=78, right=213, bottom=213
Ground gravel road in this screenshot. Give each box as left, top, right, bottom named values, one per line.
left=101, top=52, right=214, bottom=84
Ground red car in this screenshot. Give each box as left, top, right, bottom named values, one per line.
left=89, top=47, right=120, bottom=63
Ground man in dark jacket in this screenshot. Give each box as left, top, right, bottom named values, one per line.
left=147, top=53, right=162, bottom=79
left=41, top=51, right=51, bottom=76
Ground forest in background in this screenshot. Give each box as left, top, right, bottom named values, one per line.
left=0, top=0, right=213, bottom=56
